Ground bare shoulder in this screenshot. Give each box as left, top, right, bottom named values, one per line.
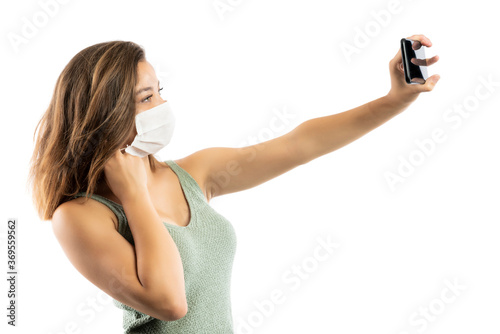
left=172, top=149, right=215, bottom=203
left=52, top=196, right=118, bottom=233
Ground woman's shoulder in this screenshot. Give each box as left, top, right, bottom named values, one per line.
left=53, top=195, right=119, bottom=232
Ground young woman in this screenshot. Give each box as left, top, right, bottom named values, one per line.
left=28, top=35, right=439, bottom=333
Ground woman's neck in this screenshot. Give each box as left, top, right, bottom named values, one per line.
left=93, top=155, right=166, bottom=199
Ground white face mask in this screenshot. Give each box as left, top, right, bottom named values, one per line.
left=121, top=101, right=176, bottom=158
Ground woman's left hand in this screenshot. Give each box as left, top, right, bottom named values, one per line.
left=387, top=34, right=440, bottom=108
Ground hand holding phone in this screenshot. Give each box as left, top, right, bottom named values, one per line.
left=400, top=38, right=429, bottom=84
left=387, top=35, right=440, bottom=106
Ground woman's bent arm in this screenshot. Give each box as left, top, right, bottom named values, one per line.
left=51, top=194, right=187, bottom=321
left=121, top=188, right=187, bottom=316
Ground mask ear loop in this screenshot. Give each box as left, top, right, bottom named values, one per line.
left=119, top=144, right=130, bottom=153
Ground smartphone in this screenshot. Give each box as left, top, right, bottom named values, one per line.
left=400, top=38, right=428, bottom=84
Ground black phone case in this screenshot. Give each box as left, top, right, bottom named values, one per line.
left=400, top=38, right=428, bottom=85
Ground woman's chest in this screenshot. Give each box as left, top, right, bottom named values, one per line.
left=148, top=169, right=192, bottom=227
left=151, top=191, right=191, bottom=227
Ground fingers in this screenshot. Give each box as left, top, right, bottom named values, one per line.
left=105, top=148, right=121, bottom=170
left=411, top=40, right=422, bottom=50
left=420, top=74, right=441, bottom=92
left=396, top=34, right=434, bottom=65
left=112, top=148, right=125, bottom=161
left=397, top=61, right=404, bottom=73
left=410, top=77, right=426, bottom=84
left=119, top=143, right=131, bottom=155
left=406, top=34, right=433, bottom=48
left=411, top=55, right=439, bottom=67
left=411, top=58, right=427, bottom=66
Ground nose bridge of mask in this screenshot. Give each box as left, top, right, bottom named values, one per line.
left=135, top=102, right=174, bottom=136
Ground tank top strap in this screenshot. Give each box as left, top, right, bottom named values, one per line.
left=70, top=192, right=133, bottom=243
left=164, top=159, right=207, bottom=203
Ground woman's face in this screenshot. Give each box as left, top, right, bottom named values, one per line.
left=124, top=60, right=166, bottom=146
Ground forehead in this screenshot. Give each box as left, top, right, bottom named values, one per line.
left=136, top=60, right=157, bottom=85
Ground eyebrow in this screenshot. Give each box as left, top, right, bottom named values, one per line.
left=135, top=80, right=160, bottom=96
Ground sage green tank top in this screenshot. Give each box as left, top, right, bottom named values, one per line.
left=72, top=159, right=237, bottom=333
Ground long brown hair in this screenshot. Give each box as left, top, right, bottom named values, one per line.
left=28, top=41, right=161, bottom=221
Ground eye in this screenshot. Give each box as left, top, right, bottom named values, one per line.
left=141, top=87, right=164, bottom=103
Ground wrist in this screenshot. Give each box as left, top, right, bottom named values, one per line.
left=384, top=91, right=414, bottom=111
left=120, top=186, right=150, bottom=206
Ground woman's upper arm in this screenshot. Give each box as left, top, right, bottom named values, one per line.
left=177, top=132, right=303, bottom=200
left=51, top=200, right=179, bottom=321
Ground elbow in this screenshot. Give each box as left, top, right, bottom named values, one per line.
left=167, top=301, right=188, bottom=321
left=288, top=125, right=310, bottom=166
left=157, top=299, right=188, bottom=321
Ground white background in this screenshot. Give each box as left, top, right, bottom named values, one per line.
left=1, top=0, right=499, bottom=333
